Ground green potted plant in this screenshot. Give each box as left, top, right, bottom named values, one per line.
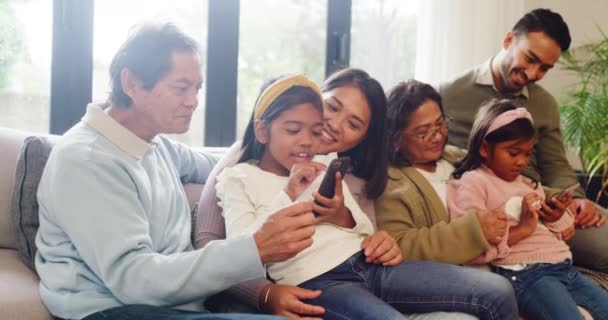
left=559, top=31, right=608, bottom=206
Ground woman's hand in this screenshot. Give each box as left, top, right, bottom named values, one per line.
left=360, top=230, right=403, bottom=266
left=285, top=162, right=326, bottom=201
left=262, top=284, right=325, bottom=320
left=312, top=172, right=355, bottom=228
left=476, top=208, right=508, bottom=245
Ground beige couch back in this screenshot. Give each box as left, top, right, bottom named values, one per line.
left=0, top=127, right=32, bottom=249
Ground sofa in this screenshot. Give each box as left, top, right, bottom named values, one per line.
left=1, top=126, right=599, bottom=320
left=0, top=127, right=211, bottom=320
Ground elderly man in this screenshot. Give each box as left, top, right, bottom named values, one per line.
left=35, top=23, right=315, bottom=320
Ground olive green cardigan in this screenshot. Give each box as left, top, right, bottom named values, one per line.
left=375, top=146, right=490, bottom=265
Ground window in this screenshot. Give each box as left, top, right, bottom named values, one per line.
left=92, top=1, right=208, bottom=146
left=0, top=0, right=51, bottom=133
left=236, top=0, right=327, bottom=139
left=350, top=0, right=418, bottom=91
left=1, top=1, right=423, bottom=143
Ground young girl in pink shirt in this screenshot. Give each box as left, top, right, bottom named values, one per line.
left=448, top=98, right=608, bottom=320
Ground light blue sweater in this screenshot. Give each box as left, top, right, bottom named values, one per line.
left=35, top=105, right=266, bottom=319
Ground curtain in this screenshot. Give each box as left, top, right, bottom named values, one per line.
left=414, top=0, right=525, bottom=84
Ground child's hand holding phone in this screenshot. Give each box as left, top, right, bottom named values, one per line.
left=312, top=171, right=349, bottom=220
left=540, top=182, right=578, bottom=222
left=312, top=157, right=355, bottom=227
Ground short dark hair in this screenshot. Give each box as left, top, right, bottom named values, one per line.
left=321, top=68, right=388, bottom=199
left=512, top=8, right=571, bottom=51
left=385, top=80, right=444, bottom=167
left=109, top=23, right=199, bottom=107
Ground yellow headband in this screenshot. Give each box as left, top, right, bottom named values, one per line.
left=253, top=74, right=322, bottom=120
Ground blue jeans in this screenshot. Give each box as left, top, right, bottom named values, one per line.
left=299, top=252, right=517, bottom=320
left=494, top=260, right=608, bottom=320
left=81, top=304, right=286, bottom=320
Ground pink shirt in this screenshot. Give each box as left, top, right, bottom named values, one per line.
left=447, top=166, right=573, bottom=266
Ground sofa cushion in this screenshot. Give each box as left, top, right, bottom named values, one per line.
left=10, top=136, right=56, bottom=271
left=0, top=128, right=31, bottom=249
left=0, top=249, right=53, bottom=320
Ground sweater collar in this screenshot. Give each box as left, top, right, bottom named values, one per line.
left=82, top=103, right=157, bottom=160
left=476, top=58, right=529, bottom=99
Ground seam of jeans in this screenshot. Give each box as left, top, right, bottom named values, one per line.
left=385, top=300, right=495, bottom=320
left=323, top=307, right=358, bottom=320
left=347, top=254, right=367, bottom=282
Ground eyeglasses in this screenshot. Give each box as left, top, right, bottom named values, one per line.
left=405, top=117, right=451, bottom=142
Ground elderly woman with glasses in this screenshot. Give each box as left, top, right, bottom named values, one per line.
left=375, top=79, right=509, bottom=265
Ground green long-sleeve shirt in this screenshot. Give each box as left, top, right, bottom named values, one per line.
left=438, top=61, right=584, bottom=197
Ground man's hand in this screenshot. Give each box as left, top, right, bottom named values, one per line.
left=254, top=201, right=316, bottom=264
left=262, top=284, right=325, bottom=320
left=360, top=230, right=403, bottom=266
left=571, top=198, right=607, bottom=229
left=476, top=209, right=508, bottom=245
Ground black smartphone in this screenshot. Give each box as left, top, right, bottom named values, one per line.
left=313, top=157, right=351, bottom=216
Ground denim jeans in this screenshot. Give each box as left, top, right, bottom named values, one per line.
left=81, top=304, right=286, bottom=320
left=494, top=260, right=608, bottom=320
left=299, top=252, right=517, bottom=320
left=208, top=282, right=478, bottom=320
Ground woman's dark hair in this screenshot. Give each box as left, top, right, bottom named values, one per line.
left=452, top=99, right=536, bottom=179
left=321, top=68, right=388, bottom=199
left=385, top=80, right=444, bottom=167
left=109, top=23, right=199, bottom=107
left=512, top=8, right=571, bottom=51
left=238, top=76, right=323, bottom=163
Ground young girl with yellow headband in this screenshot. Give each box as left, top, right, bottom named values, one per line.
left=448, top=99, right=608, bottom=320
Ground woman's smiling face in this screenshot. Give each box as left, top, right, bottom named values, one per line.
left=318, top=85, right=372, bottom=154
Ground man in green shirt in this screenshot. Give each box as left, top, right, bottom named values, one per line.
left=439, top=8, right=608, bottom=272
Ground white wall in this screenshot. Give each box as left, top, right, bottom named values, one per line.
left=525, top=0, right=608, bottom=170
left=527, top=0, right=608, bottom=101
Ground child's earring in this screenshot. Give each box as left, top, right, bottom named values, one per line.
left=253, top=120, right=268, bottom=144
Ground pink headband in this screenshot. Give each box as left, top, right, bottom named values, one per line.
left=485, top=107, right=533, bottom=137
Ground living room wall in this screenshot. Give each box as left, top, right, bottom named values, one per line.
left=529, top=0, right=608, bottom=101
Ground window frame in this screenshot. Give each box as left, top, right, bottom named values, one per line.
left=49, top=0, right=353, bottom=146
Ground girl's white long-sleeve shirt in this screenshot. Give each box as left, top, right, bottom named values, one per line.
left=216, top=156, right=374, bottom=285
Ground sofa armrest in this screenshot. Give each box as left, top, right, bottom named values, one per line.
left=0, top=249, right=53, bottom=320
